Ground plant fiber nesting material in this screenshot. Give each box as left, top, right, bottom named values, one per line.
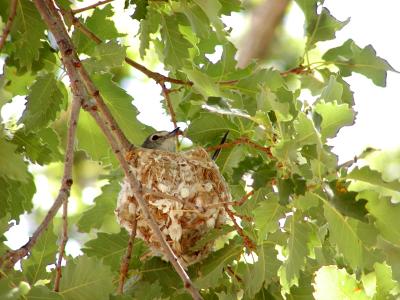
left=116, top=147, right=229, bottom=266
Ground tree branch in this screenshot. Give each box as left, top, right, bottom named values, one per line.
left=71, top=0, right=114, bottom=14
left=0, top=0, right=18, bottom=52
left=118, top=220, right=137, bottom=295
left=54, top=198, right=68, bottom=292
left=236, top=0, right=289, bottom=68
left=0, top=76, right=81, bottom=271
left=206, top=137, right=273, bottom=158
left=34, top=1, right=202, bottom=298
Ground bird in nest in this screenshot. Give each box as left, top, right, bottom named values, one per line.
left=116, top=127, right=230, bottom=266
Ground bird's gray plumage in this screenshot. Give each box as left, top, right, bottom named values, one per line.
left=141, top=128, right=180, bottom=152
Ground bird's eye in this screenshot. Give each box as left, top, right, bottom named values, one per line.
left=151, top=135, right=160, bottom=141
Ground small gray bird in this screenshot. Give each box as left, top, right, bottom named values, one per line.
left=141, top=127, right=180, bottom=152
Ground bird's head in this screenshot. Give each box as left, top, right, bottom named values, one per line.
left=141, top=127, right=181, bottom=152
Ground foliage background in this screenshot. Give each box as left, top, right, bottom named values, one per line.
left=0, top=0, right=400, bottom=299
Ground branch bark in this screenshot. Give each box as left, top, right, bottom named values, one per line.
left=0, top=73, right=81, bottom=271
left=118, top=219, right=137, bottom=295
left=54, top=198, right=68, bottom=292
left=0, top=0, right=18, bottom=52
left=236, top=0, right=289, bottom=68
left=33, top=1, right=202, bottom=298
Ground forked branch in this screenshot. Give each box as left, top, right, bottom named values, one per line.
left=33, top=1, right=202, bottom=298
left=0, top=76, right=82, bottom=271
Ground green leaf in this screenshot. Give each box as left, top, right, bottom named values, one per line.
left=185, top=68, right=222, bottom=98
left=83, top=40, right=127, bottom=73
left=0, top=133, right=30, bottom=183
left=294, top=112, right=320, bottom=146
left=293, top=192, right=320, bottom=211
left=313, top=265, right=368, bottom=300
left=160, top=15, right=192, bottom=68
left=0, top=176, right=35, bottom=220
left=253, top=196, right=286, bottom=243
left=72, top=6, right=123, bottom=55
left=374, top=262, right=399, bottom=299
left=9, top=0, right=46, bottom=69
left=77, top=181, right=121, bottom=232
left=19, top=73, right=66, bottom=131
left=59, top=256, right=113, bottom=300
left=319, top=75, right=343, bottom=103
left=180, top=2, right=210, bottom=39
left=191, top=225, right=234, bottom=251
left=26, top=286, right=62, bottom=300
left=215, top=146, right=245, bottom=178
left=322, top=195, right=379, bottom=269
left=283, top=214, right=311, bottom=285
left=22, top=225, right=58, bottom=284
left=76, top=74, right=152, bottom=164
left=242, top=244, right=280, bottom=298
left=322, top=39, right=397, bottom=87
left=130, top=0, right=149, bottom=21
left=138, top=7, right=160, bottom=58
left=296, top=0, right=348, bottom=45
left=12, top=127, right=62, bottom=165
left=363, top=191, right=400, bottom=247
left=309, top=8, right=349, bottom=44
left=2, top=66, right=36, bottom=97
left=187, top=112, right=240, bottom=144
left=193, top=0, right=225, bottom=41
left=347, top=166, right=400, bottom=193
left=82, top=230, right=147, bottom=271
left=194, top=238, right=242, bottom=288
left=252, top=162, right=276, bottom=190
left=314, top=101, right=355, bottom=140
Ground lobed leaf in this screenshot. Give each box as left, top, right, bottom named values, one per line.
left=323, top=39, right=397, bottom=87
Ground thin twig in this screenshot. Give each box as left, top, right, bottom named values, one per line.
left=34, top=2, right=202, bottom=298
left=124, top=57, right=192, bottom=86
left=206, top=137, right=273, bottom=158
left=118, top=219, right=137, bottom=294
left=54, top=198, right=68, bottom=292
left=160, top=83, right=177, bottom=129
left=0, top=0, right=18, bottom=52
left=71, top=15, right=102, bottom=44
left=206, top=190, right=254, bottom=208
left=0, top=77, right=82, bottom=271
left=225, top=265, right=243, bottom=283
left=160, top=82, right=180, bottom=146
left=224, top=205, right=256, bottom=251
left=71, top=0, right=114, bottom=14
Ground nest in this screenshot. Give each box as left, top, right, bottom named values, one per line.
left=116, top=147, right=230, bottom=266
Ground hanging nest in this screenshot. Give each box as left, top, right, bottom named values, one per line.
left=115, top=147, right=230, bottom=266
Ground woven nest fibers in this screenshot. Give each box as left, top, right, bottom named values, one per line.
left=116, top=147, right=230, bottom=266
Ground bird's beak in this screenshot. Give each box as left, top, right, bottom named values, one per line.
left=168, top=127, right=182, bottom=137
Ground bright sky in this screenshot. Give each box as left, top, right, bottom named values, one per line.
left=3, top=1, right=400, bottom=255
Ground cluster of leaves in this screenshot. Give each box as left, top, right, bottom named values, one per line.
left=0, top=0, right=399, bottom=299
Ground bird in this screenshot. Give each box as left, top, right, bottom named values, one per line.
left=141, top=127, right=181, bottom=152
